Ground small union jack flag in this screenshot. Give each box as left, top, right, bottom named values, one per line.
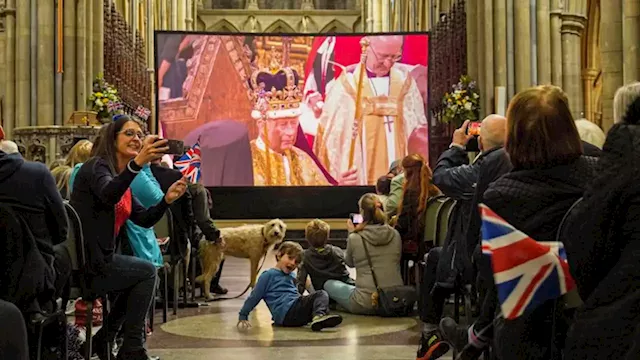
left=480, top=204, right=576, bottom=320
left=107, top=101, right=123, bottom=112
left=135, top=105, right=151, bottom=120
left=175, top=142, right=201, bottom=183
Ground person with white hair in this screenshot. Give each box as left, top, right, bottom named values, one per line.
left=574, top=118, right=606, bottom=149
left=314, top=35, right=428, bottom=186
left=0, top=140, right=19, bottom=154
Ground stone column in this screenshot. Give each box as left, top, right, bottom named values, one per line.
left=600, top=0, right=623, bottom=130
left=475, top=0, right=485, bottom=117
left=493, top=0, right=507, bottom=88
left=550, top=0, right=563, bottom=86
left=15, top=0, right=30, bottom=127
left=582, top=68, right=599, bottom=123
left=622, top=0, right=640, bottom=83
left=483, top=0, right=494, bottom=114
left=94, top=0, right=104, bottom=77
left=536, top=0, right=551, bottom=84
left=561, top=11, right=587, bottom=119
left=514, top=0, right=531, bottom=92
left=63, top=0, right=76, bottom=122
left=466, top=0, right=478, bottom=81
left=372, top=0, right=382, bottom=31
left=4, top=0, right=16, bottom=137
left=171, top=0, right=178, bottom=29
left=76, top=0, right=87, bottom=111
left=37, top=0, right=55, bottom=125
left=87, top=0, right=94, bottom=87
left=381, top=0, right=390, bottom=31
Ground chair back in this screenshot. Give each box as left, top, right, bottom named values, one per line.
left=63, top=201, right=90, bottom=294
left=154, top=208, right=174, bottom=240
left=436, top=198, right=457, bottom=247
left=423, top=195, right=447, bottom=245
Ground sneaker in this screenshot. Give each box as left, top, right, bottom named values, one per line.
left=439, top=317, right=484, bottom=360
left=310, top=314, right=343, bottom=331
left=416, top=329, right=450, bottom=360
left=212, top=285, right=228, bottom=295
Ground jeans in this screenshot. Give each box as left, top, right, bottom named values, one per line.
left=324, top=280, right=356, bottom=313
left=281, top=290, right=330, bottom=327
left=90, top=254, right=157, bottom=353
left=420, top=247, right=450, bottom=324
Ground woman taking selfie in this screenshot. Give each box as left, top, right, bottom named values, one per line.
left=70, top=115, right=187, bottom=360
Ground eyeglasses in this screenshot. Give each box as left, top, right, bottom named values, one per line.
left=119, top=129, right=145, bottom=140
left=369, top=45, right=403, bottom=63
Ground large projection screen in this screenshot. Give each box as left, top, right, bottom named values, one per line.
left=155, top=32, right=429, bottom=187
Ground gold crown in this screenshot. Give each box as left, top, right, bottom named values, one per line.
left=249, top=47, right=303, bottom=119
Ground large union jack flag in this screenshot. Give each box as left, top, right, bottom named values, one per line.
left=480, top=204, right=576, bottom=320
left=175, top=142, right=201, bottom=183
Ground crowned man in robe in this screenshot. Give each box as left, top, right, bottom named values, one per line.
left=313, top=35, right=429, bottom=186
left=247, top=53, right=354, bottom=186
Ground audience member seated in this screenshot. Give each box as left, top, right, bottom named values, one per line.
left=0, top=124, right=69, bottom=316
left=395, top=154, right=440, bottom=281
left=237, top=242, right=343, bottom=332
left=0, top=299, right=29, bottom=360
left=53, top=139, right=93, bottom=199
left=323, top=193, right=403, bottom=315
left=385, top=161, right=405, bottom=217
left=469, top=85, right=597, bottom=360
left=562, top=82, right=640, bottom=359
left=69, top=115, right=187, bottom=360
left=417, top=115, right=506, bottom=360
left=296, top=219, right=354, bottom=294
left=375, top=175, right=392, bottom=204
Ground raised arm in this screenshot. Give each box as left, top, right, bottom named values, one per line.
left=129, top=176, right=187, bottom=228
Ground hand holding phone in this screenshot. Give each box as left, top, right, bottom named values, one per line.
left=155, top=138, right=185, bottom=155
left=349, top=213, right=363, bottom=225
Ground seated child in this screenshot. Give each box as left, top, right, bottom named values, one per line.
left=237, top=241, right=343, bottom=332
left=296, top=219, right=355, bottom=294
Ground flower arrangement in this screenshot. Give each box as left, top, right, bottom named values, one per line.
left=89, top=73, right=122, bottom=120
left=441, top=75, right=480, bottom=126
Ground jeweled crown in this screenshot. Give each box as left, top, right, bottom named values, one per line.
left=248, top=47, right=303, bottom=120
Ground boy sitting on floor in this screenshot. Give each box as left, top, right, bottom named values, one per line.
left=296, top=219, right=355, bottom=294
left=237, top=241, right=343, bottom=332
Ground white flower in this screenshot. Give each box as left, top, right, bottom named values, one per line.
left=473, top=93, right=480, bottom=99
left=451, top=105, right=458, bottom=112
left=464, top=102, right=473, bottom=110
left=95, top=99, right=104, bottom=107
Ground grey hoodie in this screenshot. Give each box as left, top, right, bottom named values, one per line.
left=296, top=245, right=354, bottom=293
left=344, top=224, right=403, bottom=314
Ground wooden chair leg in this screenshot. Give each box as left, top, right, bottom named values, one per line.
left=172, top=262, right=179, bottom=315
left=190, top=253, right=196, bottom=302
left=182, top=260, right=188, bottom=307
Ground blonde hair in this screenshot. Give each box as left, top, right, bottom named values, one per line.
left=613, top=82, right=640, bottom=124
left=65, top=140, right=93, bottom=167
left=355, top=193, right=387, bottom=231
left=51, top=165, right=73, bottom=194
left=276, top=241, right=304, bottom=263
left=305, top=219, right=330, bottom=248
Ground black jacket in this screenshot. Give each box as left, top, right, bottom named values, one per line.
left=151, top=164, right=193, bottom=261
left=0, top=151, right=67, bottom=269
left=296, top=245, right=353, bottom=293
left=432, top=146, right=497, bottom=285
left=563, top=124, right=640, bottom=360
left=483, top=155, right=598, bottom=360
left=70, top=157, right=169, bottom=275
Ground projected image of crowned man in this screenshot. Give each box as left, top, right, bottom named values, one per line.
left=247, top=61, right=357, bottom=186
left=314, top=35, right=429, bottom=186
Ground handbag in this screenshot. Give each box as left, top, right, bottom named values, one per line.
left=361, top=237, right=417, bottom=317
left=74, top=299, right=103, bottom=327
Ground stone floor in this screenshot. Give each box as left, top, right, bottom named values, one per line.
left=146, top=252, right=454, bottom=360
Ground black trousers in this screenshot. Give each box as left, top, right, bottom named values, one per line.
left=0, top=300, right=29, bottom=360
left=281, top=290, right=330, bottom=327
left=420, top=247, right=451, bottom=324
left=474, top=245, right=497, bottom=338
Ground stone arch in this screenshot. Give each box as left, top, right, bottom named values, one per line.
left=296, top=16, right=319, bottom=33
left=242, top=16, right=263, bottom=32
left=581, top=0, right=602, bottom=126
left=264, top=19, right=296, bottom=33
left=319, top=19, right=352, bottom=33
left=208, top=19, right=240, bottom=33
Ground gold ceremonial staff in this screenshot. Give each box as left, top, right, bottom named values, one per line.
left=349, top=38, right=370, bottom=170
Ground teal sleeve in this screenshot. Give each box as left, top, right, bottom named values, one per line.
left=130, top=166, right=164, bottom=208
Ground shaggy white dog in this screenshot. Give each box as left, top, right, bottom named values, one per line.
left=196, top=219, right=287, bottom=300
